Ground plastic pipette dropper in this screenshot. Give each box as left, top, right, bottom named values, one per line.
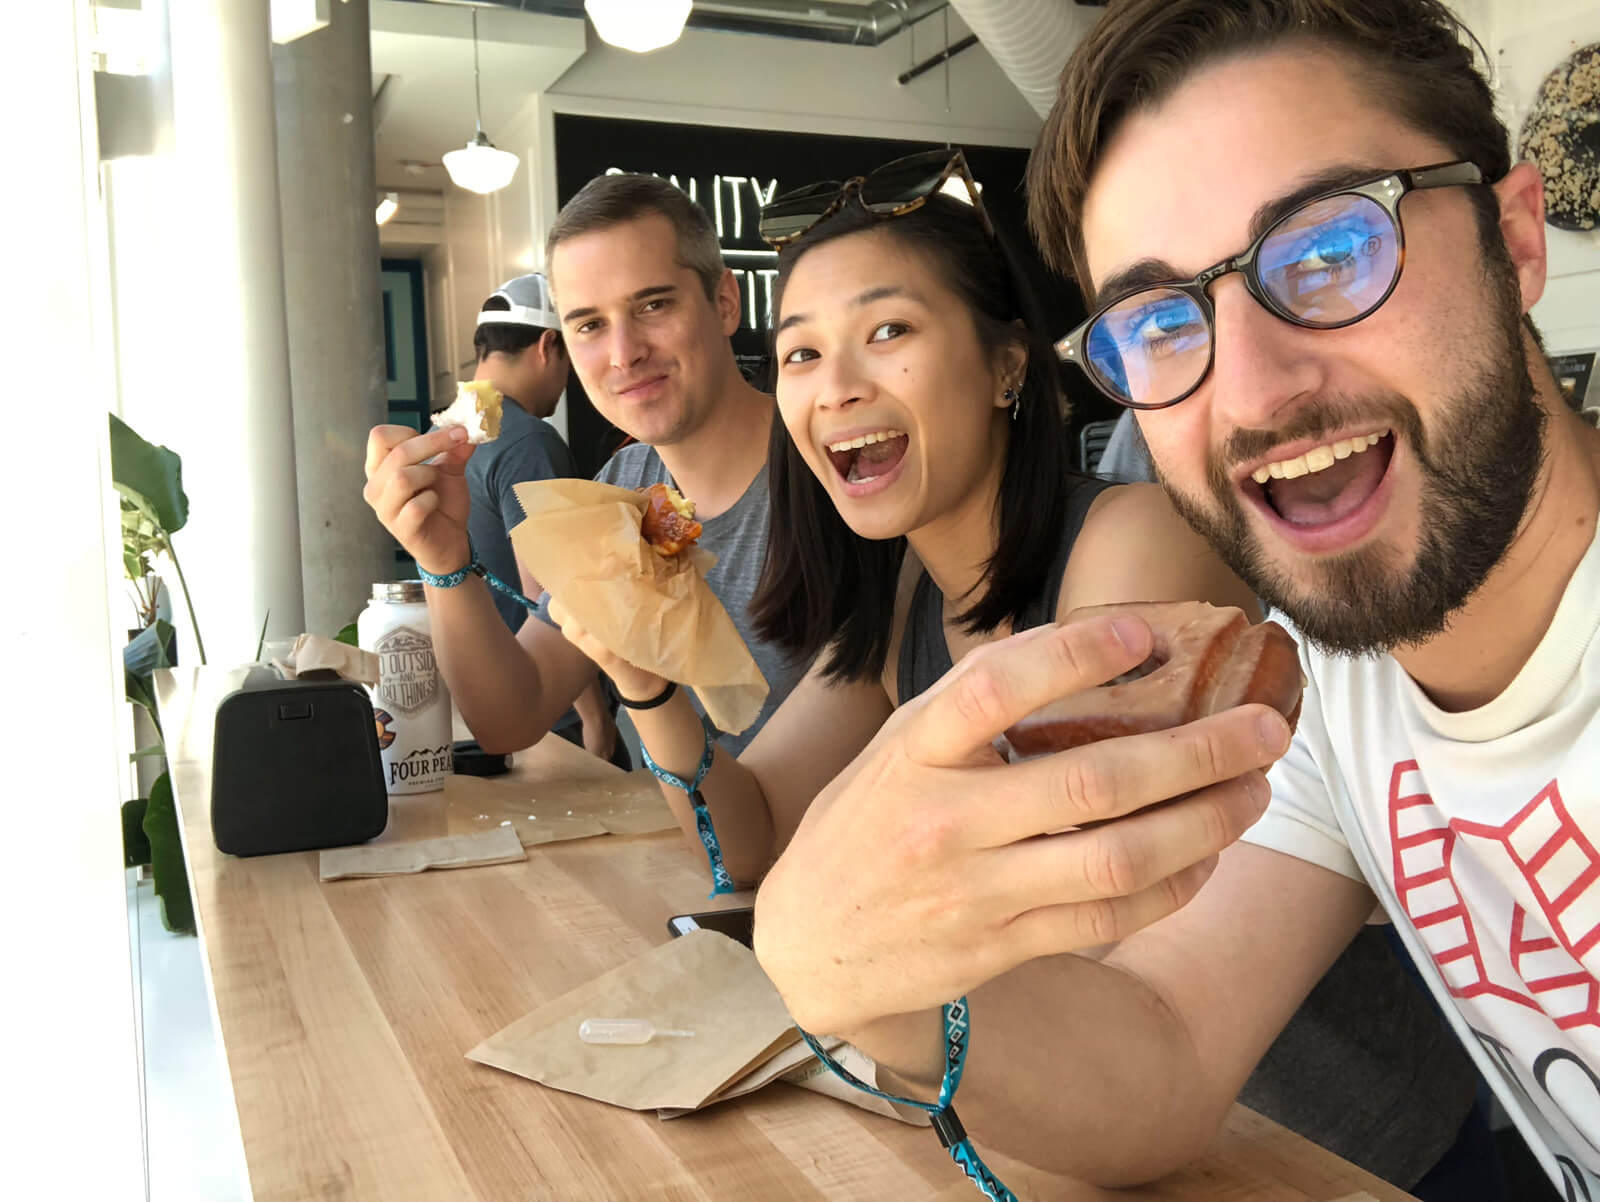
left=578, top=1018, right=695, bottom=1045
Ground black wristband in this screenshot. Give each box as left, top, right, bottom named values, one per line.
left=617, top=679, right=676, bottom=710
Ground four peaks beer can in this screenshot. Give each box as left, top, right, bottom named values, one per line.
left=357, top=581, right=453, bottom=794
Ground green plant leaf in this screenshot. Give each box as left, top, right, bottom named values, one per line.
left=126, top=672, right=158, bottom=722
left=122, top=799, right=151, bottom=869
left=109, top=412, right=189, bottom=535
left=142, top=772, right=194, bottom=933
left=335, top=621, right=359, bottom=647
left=121, top=500, right=165, bottom=587
left=129, top=745, right=166, bottom=762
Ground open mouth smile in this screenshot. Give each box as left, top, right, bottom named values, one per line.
left=823, top=427, right=910, bottom=496
left=1237, top=428, right=1398, bottom=553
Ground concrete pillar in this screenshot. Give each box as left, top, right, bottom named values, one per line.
left=165, top=0, right=307, bottom=656
left=273, top=0, right=392, bottom=637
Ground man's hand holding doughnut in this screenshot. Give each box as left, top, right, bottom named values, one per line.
left=754, top=607, right=1296, bottom=1061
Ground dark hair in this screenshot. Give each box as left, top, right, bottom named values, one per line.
left=1026, top=0, right=1510, bottom=298
left=472, top=295, right=564, bottom=362
left=546, top=173, right=724, bottom=302
left=751, top=194, right=1079, bottom=684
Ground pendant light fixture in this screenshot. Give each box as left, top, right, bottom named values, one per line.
left=442, top=7, right=519, bottom=195
left=584, top=0, right=692, bottom=54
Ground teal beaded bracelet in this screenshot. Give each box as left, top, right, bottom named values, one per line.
left=416, top=544, right=539, bottom=614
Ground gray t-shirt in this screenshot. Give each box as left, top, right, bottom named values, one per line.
left=465, top=400, right=577, bottom=632
left=537, top=443, right=803, bottom=756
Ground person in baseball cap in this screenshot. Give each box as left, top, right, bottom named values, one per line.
left=478, top=271, right=561, bottom=338
left=458, top=273, right=624, bottom=765
left=473, top=271, right=565, bottom=417
left=464, top=275, right=571, bottom=603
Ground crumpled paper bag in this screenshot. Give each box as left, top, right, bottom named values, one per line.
left=273, top=633, right=379, bottom=686
left=656, top=1035, right=822, bottom=1119
left=510, top=478, right=768, bottom=736
left=780, top=1040, right=931, bottom=1126
left=319, top=825, right=526, bottom=881
left=466, top=929, right=798, bottom=1112
left=658, top=1033, right=927, bottom=1126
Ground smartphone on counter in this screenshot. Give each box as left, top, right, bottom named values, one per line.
left=666, top=907, right=755, bottom=949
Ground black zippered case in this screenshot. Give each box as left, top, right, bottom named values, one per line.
left=211, top=675, right=388, bottom=857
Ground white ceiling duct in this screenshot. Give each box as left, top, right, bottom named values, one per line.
left=947, top=0, right=1103, bottom=118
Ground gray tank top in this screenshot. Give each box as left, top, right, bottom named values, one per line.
left=897, top=478, right=1110, bottom=703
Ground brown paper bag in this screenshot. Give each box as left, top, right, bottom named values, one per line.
left=655, top=1035, right=824, bottom=1119
left=319, top=825, right=526, bottom=881
left=659, top=1035, right=929, bottom=1126
left=467, top=929, right=799, bottom=1112
left=782, top=1041, right=931, bottom=1126
left=509, top=478, right=768, bottom=735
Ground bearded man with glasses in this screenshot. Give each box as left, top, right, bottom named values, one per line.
left=753, top=1, right=1600, bottom=1197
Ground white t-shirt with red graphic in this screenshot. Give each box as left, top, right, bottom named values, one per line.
left=1242, top=522, right=1600, bottom=1198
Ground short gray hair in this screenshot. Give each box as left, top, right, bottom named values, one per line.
left=546, top=173, right=724, bottom=301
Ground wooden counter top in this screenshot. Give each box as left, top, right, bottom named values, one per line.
left=156, top=666, right=1414, bottom=1202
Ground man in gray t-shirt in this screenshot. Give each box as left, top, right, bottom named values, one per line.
left=364, top=176, right=802, bottom=820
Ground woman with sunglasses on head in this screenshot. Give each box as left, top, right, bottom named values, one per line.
left=550, top=150, right=1256, bottom=888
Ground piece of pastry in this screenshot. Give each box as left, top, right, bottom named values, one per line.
left=433, top=380, right=503, bottom=445
left=1004, top=601, right=1303, bottom=757
left=639, top=483, right=702, bottom=557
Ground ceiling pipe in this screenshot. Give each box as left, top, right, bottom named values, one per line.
left=898, top=32, right=978, bottom=86
left=946, top=0, right=1102, bottom=118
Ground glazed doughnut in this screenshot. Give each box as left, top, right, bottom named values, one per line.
left=639, top=483, right=702, bottom=557
left=1004, top=601, right=1302, bottom=757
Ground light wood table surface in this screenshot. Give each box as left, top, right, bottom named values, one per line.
left=156, top=666, right=1415, bottom=1202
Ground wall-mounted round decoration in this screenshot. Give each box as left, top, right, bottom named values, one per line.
left=1518, top=42, right=1600, bottom=231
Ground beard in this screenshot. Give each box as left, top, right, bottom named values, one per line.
left=1157, top=256, right=1547, bottom=657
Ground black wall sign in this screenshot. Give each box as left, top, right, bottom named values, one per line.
left=552, top=112, right=1105, bottom=478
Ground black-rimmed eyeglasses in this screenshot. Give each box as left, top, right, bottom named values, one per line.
left=1054, top=161, right=1486, bottom=410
